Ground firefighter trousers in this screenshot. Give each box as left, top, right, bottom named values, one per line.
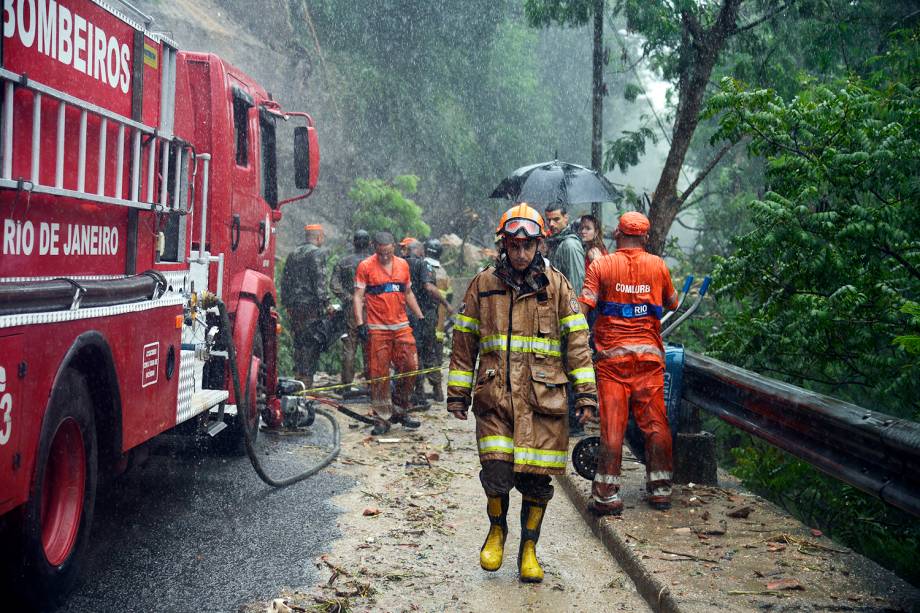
left=367, top=329, right=417, bottom=419
left=593, top=355, right=673, bottom=504
left=479, top=460, right=554, bottom=502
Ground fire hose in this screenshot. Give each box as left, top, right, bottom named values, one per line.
left=217, top=300, right=341, bottom=487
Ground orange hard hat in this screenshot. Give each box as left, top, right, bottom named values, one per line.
left=617, top=211, right=650, bottom=236
left=304, top=224, right=323, bottom=232
left=400, top=237, right=416, bottom=246
left=496, top=202, right=546, bottom=238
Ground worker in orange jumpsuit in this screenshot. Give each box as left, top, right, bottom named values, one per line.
left=354, top=231, right=426, bottom=435
left=578, top=212, right=678, bottom=514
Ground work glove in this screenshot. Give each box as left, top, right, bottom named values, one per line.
left=447, top=399, right=469, bottom=420
left=357, top=324, right=369, bottom=343
left=575, top=400, right=599, bottom=424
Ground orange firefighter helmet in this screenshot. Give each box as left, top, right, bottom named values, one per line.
left=496, top=203, right=546, bottom=239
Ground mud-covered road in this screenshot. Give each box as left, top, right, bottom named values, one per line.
left=247, top=404, right=648, bottom=612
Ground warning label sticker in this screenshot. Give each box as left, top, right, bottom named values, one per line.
left=142, top=342, right=159, bottom=388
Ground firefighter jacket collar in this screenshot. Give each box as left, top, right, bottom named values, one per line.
left=493, top=253, right=548, bottom=295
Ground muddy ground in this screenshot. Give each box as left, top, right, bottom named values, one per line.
left=561, top=448, right=920, bottom=613
left=244, top=401, right=649, bottom=613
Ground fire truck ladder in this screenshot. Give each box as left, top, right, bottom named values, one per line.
left=0, top=67, right=196, bottom=215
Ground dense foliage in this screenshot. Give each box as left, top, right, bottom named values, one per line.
left=677, top=27, right=920, bottom=583
left=708, top=64, right=920, bottom=416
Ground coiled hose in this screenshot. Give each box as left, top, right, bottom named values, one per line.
left=218, top=300, right=340, bottom=487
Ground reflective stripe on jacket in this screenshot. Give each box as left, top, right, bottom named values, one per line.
left=447, top=262, right=597, bottom=475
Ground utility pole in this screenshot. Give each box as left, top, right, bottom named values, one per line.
left=591, top=0, right=604, bottom=227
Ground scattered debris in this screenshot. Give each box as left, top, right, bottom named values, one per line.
left=310, top=595, right=351, bottom=613
left=660, top=549, right=720, bottom=564
left=266, top=598, right=295, bottom=613
left=767, top=533, right=847, bottom=555
left=766, top=578, right=805, bottom=591
left=319, top=556, right=351, bottom=578
left=726, top=505, right=754, bottom=519
left=695, top=520, right=727, bottom=536
left=362, top=507, right=381, bottom=517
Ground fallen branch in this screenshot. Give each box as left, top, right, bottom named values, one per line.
left=661, top=549, right=720, bottom=564
left=727, top=590, right=789, bottom=597
left=320, top=556, right=352, bottom=578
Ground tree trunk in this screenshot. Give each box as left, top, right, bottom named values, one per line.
left=591, top=0, right=604, bottom=225
left=646, top=0, right=743, bottom=254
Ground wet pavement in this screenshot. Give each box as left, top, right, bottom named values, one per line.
left=56, top=419, right=348, bottom=613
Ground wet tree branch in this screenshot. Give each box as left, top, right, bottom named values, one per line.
left=734, top=1, right=798, bottom=35
left=676, top=141, right=736, bottom=207
left=878, top=245, right=920, bottom=283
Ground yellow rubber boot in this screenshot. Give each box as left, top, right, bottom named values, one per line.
left=517, top=497, right=547, bottom=583
left=479, top=494, right=509, bottom=571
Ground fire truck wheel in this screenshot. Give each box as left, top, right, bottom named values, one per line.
left=17, top=367, right=97, bottom=605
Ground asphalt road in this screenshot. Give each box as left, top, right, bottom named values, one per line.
left=55, top=419, right=349, bottom=613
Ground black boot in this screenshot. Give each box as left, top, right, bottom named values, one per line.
left=371, top=418, right=391, bottom=436
left=389, top=412, right=420, bottom=429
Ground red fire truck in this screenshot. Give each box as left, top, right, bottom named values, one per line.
left=0, top=0, right=319, bottom=601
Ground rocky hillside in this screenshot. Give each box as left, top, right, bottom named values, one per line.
left=135, top=0, right=343, bottom=252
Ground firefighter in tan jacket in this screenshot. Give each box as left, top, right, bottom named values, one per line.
left=447, top=203, right=598, bottom=583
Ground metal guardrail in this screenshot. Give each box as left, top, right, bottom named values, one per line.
left=681, top=350, right=920, bottom=518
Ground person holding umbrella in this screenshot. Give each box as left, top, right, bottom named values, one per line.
left=447, top=203, right=597, bottom=583
left=544, top=205, right=586, bottom=294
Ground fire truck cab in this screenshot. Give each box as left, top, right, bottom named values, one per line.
left=0, top=0, right=318, bottom=602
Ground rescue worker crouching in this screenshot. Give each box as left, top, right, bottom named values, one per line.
left=354, top=232, right=426, bottom=435
left=447, top=204, right=597, bottom=583
left=578, top=211, right=679, bottom=515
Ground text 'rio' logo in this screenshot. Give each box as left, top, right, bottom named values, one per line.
left=0, top=366, right=12, bottom=446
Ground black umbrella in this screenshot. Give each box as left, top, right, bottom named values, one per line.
left=489, top=160, right=621, bottom=206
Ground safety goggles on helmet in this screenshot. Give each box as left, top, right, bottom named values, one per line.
left=502, top=217, right=543, bottom=238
